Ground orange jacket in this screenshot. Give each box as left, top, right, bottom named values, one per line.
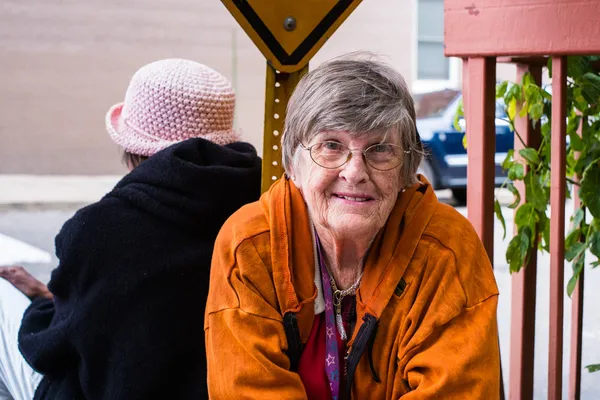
left=205, top=177, right=500, bottom=399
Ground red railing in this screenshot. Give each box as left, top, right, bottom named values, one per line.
left=445, top=1, right=600, bottom=398
left=461, top=53, right=582, bottom=400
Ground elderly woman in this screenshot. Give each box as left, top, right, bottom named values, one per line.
left=205, top=56, right=500, bottom=399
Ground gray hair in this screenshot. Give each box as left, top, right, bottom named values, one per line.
left=281, top=53, right=424, bottom=187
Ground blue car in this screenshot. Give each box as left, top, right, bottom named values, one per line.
left=414, top=90, right=513, bottom=204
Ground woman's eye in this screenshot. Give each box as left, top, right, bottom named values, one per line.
left=323, top=142, right=344, bottom=151
left=372, top=144, right=392, bottom=153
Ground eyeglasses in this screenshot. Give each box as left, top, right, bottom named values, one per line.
left=299, top=141, right=408, bottom=171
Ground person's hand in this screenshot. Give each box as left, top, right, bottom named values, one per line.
left=0, top=265, right=53, bottom=300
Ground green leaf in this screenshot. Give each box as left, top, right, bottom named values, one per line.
left=541, top=121, right=550, bottom=139
left=574, top=151, right=598, bottom=177
left=502, top=149, right=514, bottom=170
left=571, top=208, right=585, bottom=229
left=507, top=98, right=517, bottom=122
left=565, top=228, right=582, bottom=249
left=453, top=116, right=462, bottom=132
left=541, top=89, right=552, bottom=101
left=507, top=227, right=531, bottom=273
left=586, top=364, right=600, bottom=373
left=506, top=238, right=523, bottom=273
left=567, top=56, right=587, bottom=78
left=567, top=263, right=580, bottom=297
left=573, top=87, right=589, bottom=112
left=538, top=212, right=550, bottom=252
left=496, top=81, right=508, bottom=98
left=519, top=148, right=541, bottom=166
left=581, top=72, right=600, bottom=104
left=569, top=131, right=585, bottom=151
left=566, top=152, right=577, bottom=178
left=567, top=114, right=582, bottom=136
left=589, top=231, right=600, bottom=258
left=567, top=257, right=584, bottom=297
left=529, top=103, right=544, bottom=121
left=525, top=172, right=547, bottom=212
left=515, top=203, right=538, bottom=233
left=579, top=163, right=600, bottom=218
left=453, top=99, right=464, bottom=132
left=542, top=214, right=551, bottom=252
left=522, top=73, right=534, bottom=87
left=565, top=242, right=586, bottom=262
left=519, top=101, right=529, bottom=118
left=494, top=199, right=507, bottom=240
left=508, top=163, right=525, bottom=181
left=507, top=182, right=521, bottom=209
left=511, top=83, right=523, bottom=102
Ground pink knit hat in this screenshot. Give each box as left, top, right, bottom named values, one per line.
left=106, top=59, right=240, bottom=156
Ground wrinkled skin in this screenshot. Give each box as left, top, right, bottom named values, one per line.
left=291, top=131, right=403, bottom=288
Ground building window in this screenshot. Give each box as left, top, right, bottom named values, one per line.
left=417, top=0, right=448, bottom=80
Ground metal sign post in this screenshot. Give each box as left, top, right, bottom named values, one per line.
left=262, top=65, right=307, bottom=190
left=220, top=0, right=363, bottom=192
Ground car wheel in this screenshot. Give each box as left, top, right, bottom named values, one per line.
left=417, top=159, right=437, bottom=188
left=451, top=188, right=467, bottom=205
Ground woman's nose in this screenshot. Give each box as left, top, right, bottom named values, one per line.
left=339, top=151, right=369, bottom=183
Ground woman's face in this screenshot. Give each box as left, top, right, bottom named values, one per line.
left=292, top=131, right=404, bottom=241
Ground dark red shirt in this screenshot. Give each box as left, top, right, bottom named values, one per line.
left=297, top=296, right=357, bottom=399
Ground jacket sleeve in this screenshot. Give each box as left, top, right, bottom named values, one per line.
left=398, top=295, right=501, bottom=399
left=205, top=235, right=308, bottom=400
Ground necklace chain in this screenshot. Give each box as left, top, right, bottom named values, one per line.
left=329, top=271, right=363, bottom=307
left=326, top=268, right=363, bottom=341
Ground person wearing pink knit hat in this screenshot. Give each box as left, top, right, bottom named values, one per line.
left=106, top=58, right=242, bottom=164
left=0, top=58, right=261, bottom=400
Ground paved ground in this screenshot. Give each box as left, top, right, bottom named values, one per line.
left=1, top=175, right=599, bottom=399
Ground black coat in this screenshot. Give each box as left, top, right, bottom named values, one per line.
left=18, top=138, right=262, bottom=399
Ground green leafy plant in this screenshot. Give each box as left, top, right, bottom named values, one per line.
left=493, top=56, right=600, bottom=372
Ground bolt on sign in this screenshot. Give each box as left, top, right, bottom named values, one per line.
left=221, top=0, right=363, bottom=192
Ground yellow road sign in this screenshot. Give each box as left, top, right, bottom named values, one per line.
left=221, top=0, right=363, bottom=72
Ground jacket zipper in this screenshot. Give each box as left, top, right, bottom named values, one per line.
left=345, top=313, right=378, bottom=397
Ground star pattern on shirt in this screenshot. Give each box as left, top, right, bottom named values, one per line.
left=326, top=326, right=334, bottom=338
left=325, top=299, right=332, bottom=311
left=326, top=353, right=336, bottom=366
left=330, top=370, right=339, bottom=381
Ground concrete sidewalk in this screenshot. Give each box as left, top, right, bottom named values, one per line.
left=0, top=175, right=124, bottom=208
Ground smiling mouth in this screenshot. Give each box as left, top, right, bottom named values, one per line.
left=333, top=194, right=374, bottom=202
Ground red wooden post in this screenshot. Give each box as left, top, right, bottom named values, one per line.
left=464, top=57, right=504, bottom=399
left=568, top=117, right=586, bottom=400
left=548, top=56, right=567, bottom=400
left=465, top=57, right=496, bottom=257
left=510, top=63, right=542, bottom=400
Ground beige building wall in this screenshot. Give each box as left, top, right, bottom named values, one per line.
left=1, top=0, right=526, bottom=175
left=0, top=0, right=415, bottom=175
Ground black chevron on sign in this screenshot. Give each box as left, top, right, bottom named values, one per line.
left=231, top=0, right=355, bottom=66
